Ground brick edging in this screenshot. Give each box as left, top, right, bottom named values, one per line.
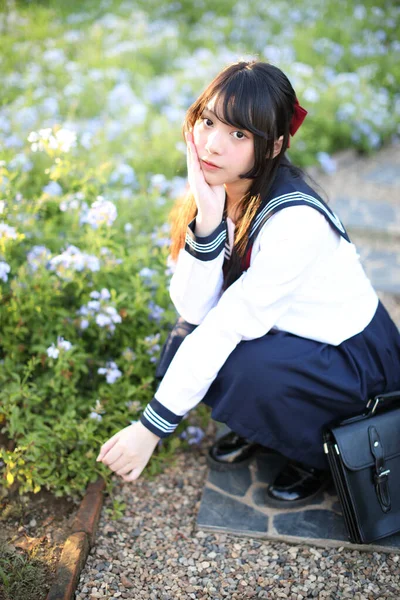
left=46, top=478, right=106, bottom=600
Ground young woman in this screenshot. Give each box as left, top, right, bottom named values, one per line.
left=97, top=60, right=400, bottom=507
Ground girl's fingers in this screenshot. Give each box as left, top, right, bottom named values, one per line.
left=122, top=466, right=143, bottom=482
left=116, top=462, right=136, bottom=476
left=96, top=432, right=120, bottom=462
left=109, top=454, right=132, bottom=473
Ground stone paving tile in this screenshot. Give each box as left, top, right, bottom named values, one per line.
left=273, top=509, right=348, bottom=541
left=357, top=245, right=400, bottom=295
left=365, top=163, right=400, bottom=186
left=307, top=143, right=400, bottom=207
left=197, top=486, right=268, bottom=534
left=197, top=451, right=400, bottom=552
left=332, top=196, right=400, bottom=237
left=208, top=465, right=252, bottom=497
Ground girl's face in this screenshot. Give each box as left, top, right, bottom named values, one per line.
left=192, top=96, right=255, bottom=195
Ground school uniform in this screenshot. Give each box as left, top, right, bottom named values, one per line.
left=140, top=163, right=400, bottom=470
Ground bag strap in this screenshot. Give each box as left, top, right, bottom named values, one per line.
left=368, top=426, right=391, bottom=513
left=366, top=390, right=400, bottom=415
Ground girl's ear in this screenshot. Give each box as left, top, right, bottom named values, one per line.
left=272, top=135, right=284, bottom=158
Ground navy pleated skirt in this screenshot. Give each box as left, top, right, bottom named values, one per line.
left=156, top=301, right=400, bottom=470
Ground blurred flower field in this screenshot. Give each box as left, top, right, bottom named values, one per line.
left=0, top=0, right=399, bottom=499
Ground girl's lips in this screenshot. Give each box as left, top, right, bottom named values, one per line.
left=201, top=159, right=221, bottom=170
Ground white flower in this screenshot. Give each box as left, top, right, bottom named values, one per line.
left=0, top=223, right=17, bottom=240
left=80, top=197, right=117, bottom=229
left=96, top=313, right=112, bottom=327
left=98, top=361, right=122, bottom=384
left=47, top=336, right=73, bottom=359
left=100, top=288, right=111, bottom=300
left=124, top=223, right=133, bottom=233
left=49, top=245, right=100, bottom=278
left=55, top=128, right=77, bottom=152
left=28, top=127, right=76, bottom=153
left=78, top=290, right=120, bottom=334
left=88, top=300, right=101, bottom=311
left=89, top=411, right=103, bottom=421
left=0, top=261, right=11, bottom=282
left=57, top=336, right=72, bottom=351
left=46, top=345, right=59, bottom=359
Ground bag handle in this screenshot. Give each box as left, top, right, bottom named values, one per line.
left=366, top=390, right=400, bottom=415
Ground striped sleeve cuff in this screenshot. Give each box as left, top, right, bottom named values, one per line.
left=140, top=398, right=183, bottom=438
left=184, top=218, right=227, bottom=261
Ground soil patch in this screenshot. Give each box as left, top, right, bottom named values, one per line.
left=0, top=487, right=79, bottom=600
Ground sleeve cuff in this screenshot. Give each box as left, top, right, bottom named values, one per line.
left=140, top=398, right=183, bottom=438
left=184, top=218, right=227, bottom=261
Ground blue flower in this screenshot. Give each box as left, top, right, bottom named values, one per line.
left=43, top=181, right=63, bottom=196
left=148, top=301, right=164, bottom=322
left=316, top=152, right=336, bottom=175
left=180, top=426, right=205, bottom=445
left=0, top=261, right=11, bottom=282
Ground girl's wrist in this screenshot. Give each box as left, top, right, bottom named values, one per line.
left=136, top=420, right=161, bottom=442
left=195, top=215, right=224, bottom=237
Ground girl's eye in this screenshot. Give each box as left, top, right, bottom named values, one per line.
left=200, top=116, right=246, bottom=139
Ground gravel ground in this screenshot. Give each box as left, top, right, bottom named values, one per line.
left=76, top=426, right=400, bottom=600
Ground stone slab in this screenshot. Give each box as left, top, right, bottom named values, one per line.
left=331, top=196, right=400, bottom=237
left=208, top=465, right=252, bottom=497
left=364, top=164, right=400, bottom=186
left=197, top=487, right=268, bottom=535
left=197, top=450, right=400, bottom=553
left=356, top=245, right=400, bottom=295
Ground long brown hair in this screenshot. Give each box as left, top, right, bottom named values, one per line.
left=169, top=60, right=298, bottom=289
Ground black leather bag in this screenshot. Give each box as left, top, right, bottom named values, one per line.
left=323, top=391, right=400, bottom=544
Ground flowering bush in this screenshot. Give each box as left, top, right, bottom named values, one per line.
left=0, top=171, right=188, bottom=498
left=0, top=0, right=398, bottom=499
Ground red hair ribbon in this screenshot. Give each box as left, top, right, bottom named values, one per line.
left=287, top=97, right=307, bottom=148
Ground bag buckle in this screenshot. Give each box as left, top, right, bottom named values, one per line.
left=376, top=469, right=391, bottom=479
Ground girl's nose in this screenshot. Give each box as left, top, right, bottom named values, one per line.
left=205, top=130, right=222, bottom=154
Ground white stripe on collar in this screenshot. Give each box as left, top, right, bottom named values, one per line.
left=250, top=191, right=346, bottom=238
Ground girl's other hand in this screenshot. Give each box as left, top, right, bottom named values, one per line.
left=96, top=421, right=160, bottom=482
left=186, top=131, right=226, bottom=233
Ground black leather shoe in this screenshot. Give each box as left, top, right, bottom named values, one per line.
left=266, top=459, right=332, bottom=507
left=206, top=431, right=262, bottom=471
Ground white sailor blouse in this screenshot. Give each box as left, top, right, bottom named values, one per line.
left=140, top=165, right=378, bottom=438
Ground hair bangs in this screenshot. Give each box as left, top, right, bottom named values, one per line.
left=209, top=77, right=268, bottom=140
